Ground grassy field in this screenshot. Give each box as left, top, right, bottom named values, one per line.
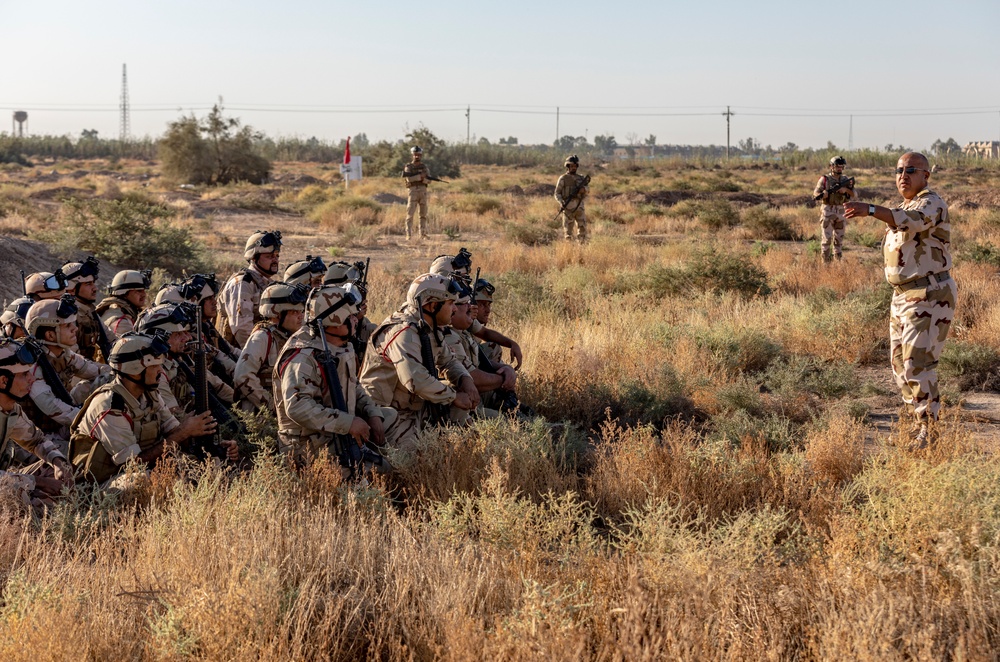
left=2, top=157, right=1000, bottom=659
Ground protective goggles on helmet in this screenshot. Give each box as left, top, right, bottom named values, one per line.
left=6, top=298, right=34, bottom=321
left=311, top=290, right=361, bottom=323
left=180, top=273, right=217, bottom=300
left=63, top=256, right=100, bottom=282
left=55, top=294, right=79, bottom=320
left=251, top=230, right=282, bottom=250
left=0, top=340, right=42, bottom=370
left=110, top=332, right=170, bottom=367
left=42, top=270, right=68, bottom=292
left=262, top=283, right=310, bottom=306
left=474, top=278, right=495, bottom=297
left=451, top=248, right=472, bottom=272
left=146, top=304, right=193, bottom=331
left=287, top=256, right=326, bottom=281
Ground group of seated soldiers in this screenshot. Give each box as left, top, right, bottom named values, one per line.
left=0, top=230, right=525, bottom=510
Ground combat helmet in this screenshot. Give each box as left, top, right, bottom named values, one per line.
left=410, top=146, right=423, bottom=155
left=284, top=256, right=327, bottom=287
left=406, top=273, right=461, bottom=309
left=243, top=230, right=283, bottom=261
left=429, top=247, right=473, bottom=278
left=108, top=269, right=152, bottom=297
left=154, top=283, right=187, bottom=306
left=259, top=282, right=310, bottom=319
left=25, top=296, right=78, bottom=345
left=830, top=155, right=847, bottom=167
left=565, top=155, right=580, bottom=167
left=62, top=257, right=100, bottom=287
left=323, top=261, right=362, bottom=286
left=107, top=332, right=169, bottom=376
left=181, top=273, right=219, bottom=304
left=307, top=285, right=360, bottom=327
left=25, top=271, right=67, bottom=300
left=136, top=303, right=192, bottom=336
left=1, top=297, right=34, bottom=331
left=473, top=277, right=495, bottom=303
left=0, top=338, right=40, bottom=378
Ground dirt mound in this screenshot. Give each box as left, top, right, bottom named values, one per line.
left=272, top=173, right=325, bottom=187
left=27, top=187, right=93, bottom=201
left=0, top=237, right=108, bottom=304
left=770, top=194, right=814, bottom=207
left=372, top=192, right=407, bottom=205
left=719, top=191, right=768, bottom=206
left=953, top=192, right=1000, bottom=209
left=523, top=183, right=556, bottom=197
left=500, top=185, right=524, bottom=196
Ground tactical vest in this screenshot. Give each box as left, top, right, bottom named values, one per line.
left=75, top=303, right=102, bottom=362
left=23, top=351, right=75, bottom=435
left=216, top=270, right=264, bottom=344
left=69, top=382, right=161, bottom=484
left=824, top=174, right=853, bottom=206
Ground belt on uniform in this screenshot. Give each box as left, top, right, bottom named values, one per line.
left=893, top=270, right=950, bottom=294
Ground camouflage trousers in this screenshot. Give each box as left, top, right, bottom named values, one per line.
left=405, top=186, right=429, bottom=239
left=889, top=277, right=957, bottom=423
left=820, top=205, right=846, bottom=260
left=385, top=408, right=423, bottom=453
left=562, top=207, right=587, bottom=241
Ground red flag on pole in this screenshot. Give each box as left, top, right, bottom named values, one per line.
left=344, top=137, right=351, bottom=164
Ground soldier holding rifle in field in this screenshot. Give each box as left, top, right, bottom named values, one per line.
left=814, top=155, right=856, bottom=262
left=403, top=146, right=431, bottom=241
left=555, top=155, right=590, bottom=242
left=844, top=152, right=954, bottom=449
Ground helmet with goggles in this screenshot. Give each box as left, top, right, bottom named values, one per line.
left=473, top=278, right=495, bottom=303
left=259, top=282, right=310, bottom=318
left=107, top=332, right=169, bottom=375
left=25, top=295, right=78, bottom=338
left=830, top=155, right=847, bottom=167
left=108, top=269, right=152, bottom=297
left=25, top=271, right=67, bottom=299
left=136, top=303, right=192, bottom=336
left=0, top=339, right=41, bottom=376
left=429, top=248, right=473, bottom=278
left=61, top=256, right=100, bottom=286
left=307, top=285, right=360, bottom=328
left=244, top=230, right=283, bottom=261
left=182, top=273, right=218, bottom=303
left=283, top=256, right=327, bottom=287
left=1, top=297, right=34, bottom=328
left=406, top=273, right=461, bottom=309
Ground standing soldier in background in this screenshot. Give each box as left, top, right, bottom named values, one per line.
left=217, top=230, right=281, bottom=348
left=62, top=258, right=108, bottom=362
left=845, top=152, right=954, bottom=449
left=97, top=270, right=151, bottom=337
left=814, top=155, right=856, bottom=262
left=555, top=155, right=589, bottom=242
left=403, top=146, right=430, bottom=241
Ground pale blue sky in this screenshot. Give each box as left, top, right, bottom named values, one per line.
left=2, top=0, right=998, bottom=149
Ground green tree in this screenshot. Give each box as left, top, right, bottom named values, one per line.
left=593, top=135, right=617, bottom=152
left=930, top=137, right=961, bottom=156
left=159, top=104, right=271, bottom=185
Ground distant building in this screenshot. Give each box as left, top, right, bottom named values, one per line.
left=963, top=141, right=1000, bottom=159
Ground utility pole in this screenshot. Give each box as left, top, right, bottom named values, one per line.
left=466, top=105, right=470, bottom=144
left=722, top=106, right=734, bottom=160
left=556, top=106, right=560, bottom=145
left=848, top=115, right=854, bottom=151
left=119, top=63, right=130, bottom=142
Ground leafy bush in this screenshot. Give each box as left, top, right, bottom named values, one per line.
left=55, top=198, right=209, bottom=275
left=504, top=222, right=557, bottom=246
left=159, top=105, right=271, bottom=185
left=764, top=355, right=855, bottom=398
left=960, top=241, right=1000, bottom=268
left=696, top=200, right=740, bottom=230
left=696, top=327, right=783, bottom=374
left=308, top=196, right=383, bottom=230
left=364, top=127, right=461, bottom=179
left=686, top=248, right=772, bottom=298
left=940, top=341, right=1000, bottom=390
left=742, top=205, right=796, bottom=240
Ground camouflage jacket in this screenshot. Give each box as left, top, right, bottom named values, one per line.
left=884, top=188, right=952, bottom=286
left=403, top=161, right=430, bottom=188
left=96, top=296, right=140, bottom=338
left=235, top=323, right=291, bottom=410
left=273, top=327, right=382, bottom=458
left=216, top=265, right=271, bottom=348
left=70, top=379, right=179, bottom=483
left=814, top=173, right=855, bottom=206
left=156, top=354, right=234, bottom=419
left=360, top=305, right=470, bottom=412
left=25, top=347, right=109, bottom=431
left=442, top=328, right=480, bottom=374
left=0, top=402, right=66, bottom=472
left=555, top=172, right=589, bottom=211
left=75, top=299, right=111, bottom=362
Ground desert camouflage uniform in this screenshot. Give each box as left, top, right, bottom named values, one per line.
left=0, top=403, right=68, bottom=508
left=555, top=172, right=589, bottom=241
left=156, top=355, right=234, bottom=420
left=69, top=379, right=180, bottom=485
left=274, top=327, right=395, bottom=463
left=25, top=348, right=110, bottom=440
left=235, top=323, right=290, bottom=411
left=75, top=300, right=110, bottom=362
left=216, top=265, right=271, bottom=348
left=883, top=188, right=955, bottom=423
left=403, top=161, right=430, bottom=239
left=814, top=173, right=854, bottom=261
left=96, top=296, right=140, bottom=338
left=360, top=305, right=470, bottom=451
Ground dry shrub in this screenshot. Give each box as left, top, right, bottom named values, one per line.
left=309, top=196, right=384, bottom=231
left=803, top=411, right=867, bottom=485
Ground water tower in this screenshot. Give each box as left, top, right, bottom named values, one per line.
left=12, top=111, right=27, bottom=137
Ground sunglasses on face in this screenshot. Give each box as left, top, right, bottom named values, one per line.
left=895, top=167, right=927, bottom=175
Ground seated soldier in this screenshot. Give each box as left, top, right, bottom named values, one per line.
left=24, top=297, right=111, bottom=445
left=0, top=339, right=74, bottom=511
left=69, top=333, right=230, bottom=488
left=184, top=273, right=240, bottom=380
left=217, top=230, right=281, bottom=348
left=474, top=277, right=504, bottom=365
left=97, top=269, right=151, bottom=337
left=350, top=261, right=377, bottom=369
left=235, top=282, right=308, bottom=412
left=1, top=297, right=34, bottom=340
left=283, top=256, right=326, bottom=288
left=62, top=257, right=111, bottom=363
left=274, top=285, right=395, bottom=470
left=429, top=252, right=523, bottom=368
left=323, top=260, right=362, bottom=287
left=360, top=274, right=477, bottom=452
left=24, top=270, right=67, bottom=302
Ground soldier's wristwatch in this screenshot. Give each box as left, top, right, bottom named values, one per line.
left=868, top=204, right=876, bottom=217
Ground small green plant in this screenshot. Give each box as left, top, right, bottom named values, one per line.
left=940, top=340, right=1000, bottom=390
left=504, top=222, right=557, bottom=246
left=443, top=225, right=462, bottom=239
left=697, top=199, right=740, bottom=230
left=742, top=205, right=795, bottom=240
left=960, top=242, right=1000, bottom=268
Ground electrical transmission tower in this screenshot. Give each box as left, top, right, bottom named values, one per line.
left=119, top=63, right=130, bottom=141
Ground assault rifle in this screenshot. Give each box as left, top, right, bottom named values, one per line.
left=93, top=318, right=112, bottom=363
left=414, top=295, right=450, bottom=426
left=19, top=270, right=26, bottom=297
left=402, top=168, right=448, bottom=184
left=314, top=321, right=385, bottom=480
left=184, top=307, right=229, bottom=461
left=349, top=257, right=372, bottom=362
left=814, top=176, right=855, bottom=202
left=21, top=332, right=74, bottom=407
left=553, top=174, right=592, bottom=221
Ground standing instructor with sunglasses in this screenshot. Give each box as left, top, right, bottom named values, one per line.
left=845, top=152, right=955, bottom=449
